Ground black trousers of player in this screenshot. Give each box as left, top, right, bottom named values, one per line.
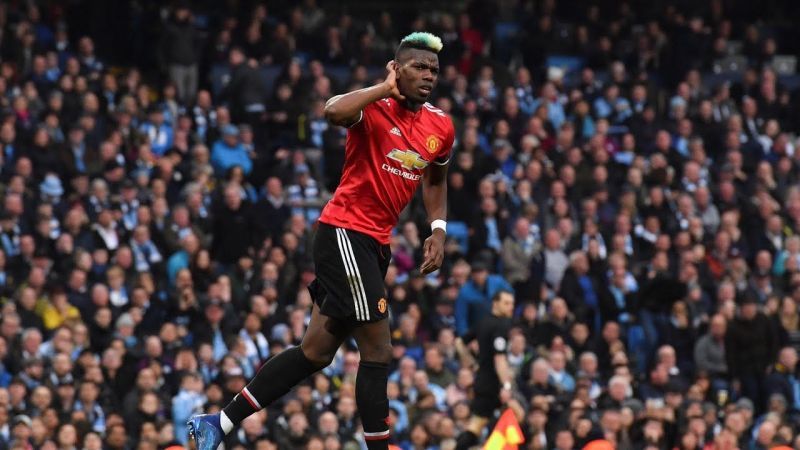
left=222, top=223, right=392, bottom=449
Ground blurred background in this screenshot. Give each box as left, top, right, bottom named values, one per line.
left=0, top=0, right=799, bottom=449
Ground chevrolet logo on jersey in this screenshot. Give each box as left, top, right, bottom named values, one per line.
left=387, top=149, right=429, bottom=171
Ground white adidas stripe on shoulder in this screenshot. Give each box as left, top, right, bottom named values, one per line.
left=423, top=103, right=446, bottom=116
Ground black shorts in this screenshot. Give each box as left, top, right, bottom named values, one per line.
left=308, top=222, right=391, bottom=324
left=471, top=391, right=501, bottom=418
left=472, top=375, right=500, bottom=418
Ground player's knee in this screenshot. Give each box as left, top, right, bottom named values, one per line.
left=361, top=342, right=392, bottom=364
left=300, top=344, right=336, bottom=368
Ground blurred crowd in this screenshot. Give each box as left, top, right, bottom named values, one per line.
left=0, top=0, right=799, bottom=450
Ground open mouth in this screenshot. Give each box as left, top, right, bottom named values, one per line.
left=418, top=86, right=432, bottom=95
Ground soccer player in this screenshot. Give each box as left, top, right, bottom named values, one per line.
left=188, top=32, right=453, bottom=450
left=454, top=290, right=516, bottom=450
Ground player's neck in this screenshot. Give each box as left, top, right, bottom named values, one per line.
left=400, top=98, right=423, bottom=112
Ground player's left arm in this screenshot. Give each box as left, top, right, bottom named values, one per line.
left=420, top=160, right=447, bottom=275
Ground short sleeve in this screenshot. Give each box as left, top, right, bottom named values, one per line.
left=491, top=323, right=511, bottom=355
left=347, top=102, right=377, bottom=132
left=344, top=110, right=364, bottom=129
left=491, top=334, right=508, bottom=355
left=432, top=118, right=455, bottom=165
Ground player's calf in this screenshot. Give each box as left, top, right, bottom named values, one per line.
left=221, top=346, right=325, bottom=433
left=357, top=360, right=391, bottom=450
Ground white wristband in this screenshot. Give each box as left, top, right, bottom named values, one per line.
left=431, top=219, right=447, bottom=234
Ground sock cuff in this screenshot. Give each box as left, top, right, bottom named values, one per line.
left=219, top=411, right=234, bottom=434
left=359, top=360, right=389, bottom=371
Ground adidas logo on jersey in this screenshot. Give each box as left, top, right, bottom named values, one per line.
left=389, top=127, right=402, bottom=137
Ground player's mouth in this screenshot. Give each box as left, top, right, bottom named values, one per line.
left=418, top=85, right=432, bottom=96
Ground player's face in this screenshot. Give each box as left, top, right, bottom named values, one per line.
left=396, top=49, right=439, bottom=104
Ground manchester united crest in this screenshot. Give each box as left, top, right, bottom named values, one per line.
left=425, top=135, right=441, bottom=154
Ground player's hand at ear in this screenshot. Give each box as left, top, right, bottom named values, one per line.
left=420, top=230, right=445, bottom=274
left=384, top=60, right=405, bottom=102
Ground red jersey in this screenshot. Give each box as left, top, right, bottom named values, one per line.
left=318, top=98, right=455, bottom=244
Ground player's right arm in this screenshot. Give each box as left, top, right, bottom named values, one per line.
left=324, top=61, right=405, bottom=127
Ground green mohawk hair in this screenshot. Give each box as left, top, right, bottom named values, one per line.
left=398, top=32, right=443, bottom=53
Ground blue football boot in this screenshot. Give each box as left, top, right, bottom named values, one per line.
left=188, top=414, right=224, bottom=450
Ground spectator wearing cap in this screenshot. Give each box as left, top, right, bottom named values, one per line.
left=211, top=124, right=252, bottom=176
left=10, top=414, right=33, bottom=445
left=286, top=163, right=322, bottom=224
left=38, top=173, right=65, bottom=208
left=454, top=258, right=512, bottom=335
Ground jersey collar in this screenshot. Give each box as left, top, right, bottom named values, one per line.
left=391, top=98, right=424, bottom=120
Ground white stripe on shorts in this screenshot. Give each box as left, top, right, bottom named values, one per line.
left=335, top=228, right=368, bottom=321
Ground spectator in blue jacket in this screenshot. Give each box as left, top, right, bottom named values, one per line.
left=211, top=124, right=252, bottom=176
left=455, top=259, right=513, bottom=335
left=139, top=107, right=174, bottom=156
left=172, top=372, right=207, bottom=445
